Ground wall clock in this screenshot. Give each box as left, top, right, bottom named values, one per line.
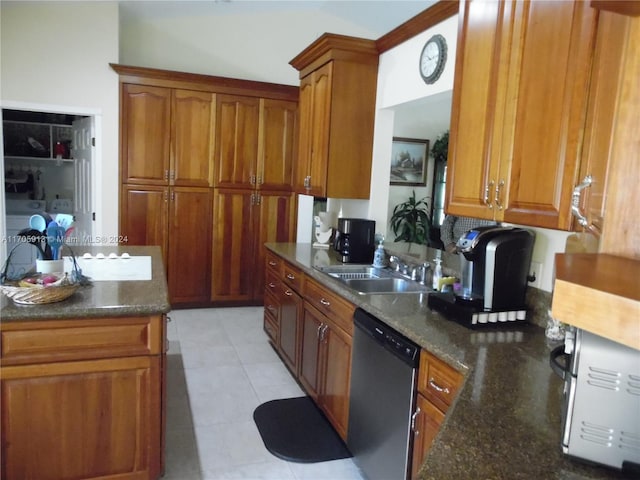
left=419, top=34, right=447, bottom=84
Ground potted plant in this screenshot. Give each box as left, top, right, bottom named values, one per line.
left=431, top=130, right=449, bottom=164
left=389, top=190, right=432, bottom=245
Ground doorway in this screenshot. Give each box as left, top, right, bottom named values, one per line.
left=1, top=107, right=95, bottom=261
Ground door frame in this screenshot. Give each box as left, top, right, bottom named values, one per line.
left=0, top=100, right=101, bottom=259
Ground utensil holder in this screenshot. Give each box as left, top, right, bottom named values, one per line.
left=36, top=259, right=64, bottom=274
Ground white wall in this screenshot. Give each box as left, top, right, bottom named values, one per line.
left=119, top=5, right=382, bottom=87
left=367, top=15, right=458, bottom=238
left=1, top=1, right=120, bottom=240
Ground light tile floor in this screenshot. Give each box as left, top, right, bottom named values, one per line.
left=164, top=307, right=367, bottom=480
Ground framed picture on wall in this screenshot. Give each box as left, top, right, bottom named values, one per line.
left=389, top=137, right=429, bottom=186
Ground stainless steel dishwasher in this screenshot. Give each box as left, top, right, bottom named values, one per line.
left=347, top=308, right=419, bottom=480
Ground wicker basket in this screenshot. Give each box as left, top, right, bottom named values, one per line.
left=0, top=283, right=80, bottom=305
left=0, top=243, right=88, bottom=305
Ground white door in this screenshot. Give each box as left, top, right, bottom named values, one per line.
left=71, top=117, right=93, bottom=243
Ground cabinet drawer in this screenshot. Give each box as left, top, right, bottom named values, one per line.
left=0, top=316, right=163, bottom=366
left=265, top=269, right=281, bottom=296
left=263, top=296, right=279, bottom=345
left=282, top=261, right=304, bottom=292
left=418, top=350, right=463, bottom=411
left=305, top=277, right=355, bottom=336
left=265, top=251, right=283, bottom=276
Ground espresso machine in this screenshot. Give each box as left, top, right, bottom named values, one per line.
left=428, top=226, right=535, bottom=327
left=333, top=218, right=376, bottom=264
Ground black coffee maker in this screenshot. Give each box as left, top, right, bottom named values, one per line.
left=428, top=226, right=535, bottom=327
left=333, top=218, right=375, bottom=263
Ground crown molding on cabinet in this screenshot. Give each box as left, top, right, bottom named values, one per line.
left=376, top=0, right=459, bottom=53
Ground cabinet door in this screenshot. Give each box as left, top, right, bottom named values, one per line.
left=279, top=286, right=302, bottom=376
left=501, top=0, right=597, bottom=229
left=211, top=188, right=256, bottom=302
left=293, top=74, right=314, bottom=194
left=1, top=356, right=161, bottom=480
left=167, top=187, right=212, bottom=304
left=575, top=11, right=629, bottom=237
left=299, top=304, right=323, bottom=400
left=294, top=66, right=331, bottom=197
left=258, top=99, right=297, bottom=191
left=172, top=90, right=215, bottom=187
left=446, top=0, right=512, bottom=221
left=253, top=192, right=295, bottom=300
left=121, top=84, right=171, bottom=185
left=214, top=95, right=260, bottom=189
left=307, top=63, right=332, bottom=197
left=319, top=319, right=352, bottom=441
left=120, top=185, right=169, bottom=265
left=410, top=395, right=445, bottom=480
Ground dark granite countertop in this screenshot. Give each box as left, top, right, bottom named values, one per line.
left=266, top=243, right=630, bottom=480
left=0, top=245, right=171, bottom=321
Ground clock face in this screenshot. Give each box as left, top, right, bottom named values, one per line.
left=419, top=34, right=447, bottom=84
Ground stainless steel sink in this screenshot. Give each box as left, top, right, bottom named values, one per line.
left=314, top=265, right=430, bottom=295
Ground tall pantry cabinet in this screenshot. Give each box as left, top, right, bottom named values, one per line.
left=112, top=65, right=298, bottom=306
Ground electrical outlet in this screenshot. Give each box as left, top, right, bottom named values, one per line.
left=529, top=261, right=543, bottom=289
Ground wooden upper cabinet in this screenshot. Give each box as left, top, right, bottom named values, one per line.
left=447, top=0, right=598, bottom=230
left=259, top=99, right=298, bottom=191
left=290, top=33, right=378, bottom=199
left=121, top=84, right=214, bottom=187
left=121, top=84, right=171, bottom=185
left=214, top=95, right=260, bottom=189
left=575, top=11, right=630, bottom=239
left=172, top=89, right=215, bottom=187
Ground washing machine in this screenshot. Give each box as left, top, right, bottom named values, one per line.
left=4, top=199, right=47, bottom=278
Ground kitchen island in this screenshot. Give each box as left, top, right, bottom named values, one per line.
left=266, top=243, right=631, bottom=480
left=0, top=245, right=171, bottom=480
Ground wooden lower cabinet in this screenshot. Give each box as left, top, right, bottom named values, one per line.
left=410, top=350, right=463, bottom=479
left=300, top=303, right=352, bottom=440
left=278, top=285, right=302, bottom=375
left=0, top=315, right=166, bottom=480
left=120, top=185, right=212, bottom=305
left=411, top=394, right=445, bottom=479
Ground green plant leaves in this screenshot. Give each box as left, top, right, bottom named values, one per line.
left=389, top=190, right=432, bottom=245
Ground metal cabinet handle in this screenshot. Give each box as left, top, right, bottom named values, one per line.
left=250, top=174, right=256, bottom=185
left=571, top=175, right=593, bottom=227
left=484, top=180, right=494, bottom=209
left=268, top=260, right=277, bottom=266
left=411, top=407, right=422, bottom=435
left=164, top=169, right=169, bottom=181
left=284, top=289, right=293, bottom=296
left=286, top=273, right=295, bottom=281
left=320, top=324, right=329, bottom=342
left=304, top=175, right=311, bottom=189
left=495, top=179, right=505, bottom=210
left=317, top=322, right=324, bottom=339
left=429, top=378, right=450, bottom=395
left=268, top=282, right=276, bottom=289
left=320, top=298, right=330, bottom=306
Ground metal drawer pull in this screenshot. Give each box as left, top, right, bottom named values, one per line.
left=484, top=180, right=494, bottom=208
left=320, top=298, right=330, bottom=306
left=268, top=260, right=277, bottom=266
left=284, top=290, right=293, bottom=296
left=495, top=179, right=505, bottom=210
left=411, top=407, right=421, bottom=435
left=268, top=282, right=276, bottom=289
left=320, top=324, right=329, bottom=341
left=286, top=273, right=295, bottom=280
left=429, top=378, right=450, bottom=394
left=317, top=323, right=324, bottom=338
left=571, top=175, right=593, bottom=227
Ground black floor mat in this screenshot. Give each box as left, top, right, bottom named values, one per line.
left=253, top=396, right=352, bottom=463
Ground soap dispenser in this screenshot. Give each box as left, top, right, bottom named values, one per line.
left=432, top=253, right=443, bottom=291
left=372, top=236, right=387, bottom=268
